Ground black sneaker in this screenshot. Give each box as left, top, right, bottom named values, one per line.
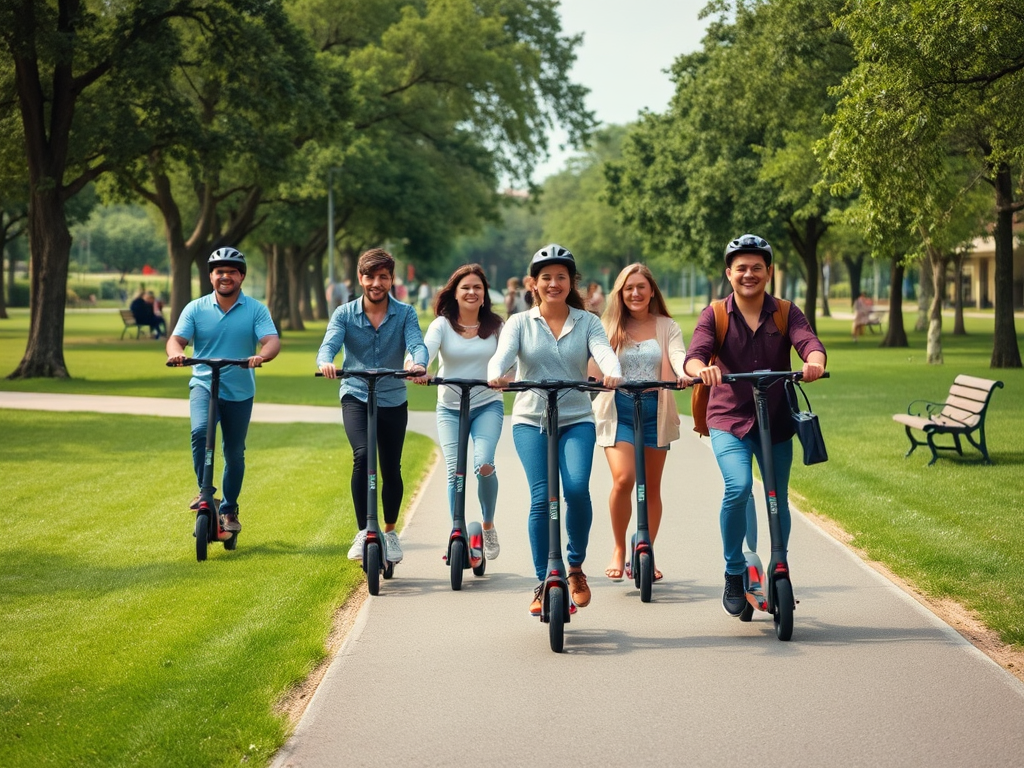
left=722, top=572, right=745, bottom=616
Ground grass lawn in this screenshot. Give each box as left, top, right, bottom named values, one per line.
left=0, top=409, right=433, bottom=768
left=1, top=304, right=1023, bottom=764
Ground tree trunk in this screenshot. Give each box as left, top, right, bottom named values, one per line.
left=266, top=244, right=288, bottom=334
left=300, top=262, right=314, bottom=322
left=820, top=258, right=831, bottom=318
left=914, top=257, right=932, bottom=333
left=952, top=252, right=967, bottom=335
left=843, top=254, right=864, bottom=306
left=8, top=189, right=72, bottom=378
left=880, top=256, right=908, bottom=348
left=284, top=246, right=306, bottom=331
left=785, top=216, right=826, bottom=333
left=0, top=244, right=8, bottom=319
left=925, top=245, right=948, bottom=365
left=312, top=252, right=328, bottom=320
left=990, top=162, right=1023, bottom=368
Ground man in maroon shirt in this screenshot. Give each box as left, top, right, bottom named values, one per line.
left=684, top=234, right=826, bottom=616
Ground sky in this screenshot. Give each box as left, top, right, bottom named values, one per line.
left=532, top=0, right=711, bottom=182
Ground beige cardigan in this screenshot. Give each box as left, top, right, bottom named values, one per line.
left=593, top=315, right=687, bottom=448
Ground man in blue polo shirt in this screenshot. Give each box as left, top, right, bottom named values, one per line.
left=166, top=247, right=280, bottom=532
left=317, top=248, right=427, bottom=563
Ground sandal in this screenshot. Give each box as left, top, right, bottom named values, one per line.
left=605, top=566, right=624, bottom=581
left=654, top=569, right=664, bottom=582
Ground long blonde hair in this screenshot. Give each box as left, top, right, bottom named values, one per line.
left=603, top=263, right=671, bottom=352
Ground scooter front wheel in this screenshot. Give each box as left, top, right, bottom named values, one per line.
left=449, top=539, right=465, bottom=591
left=365, top=542, right=382, bottom=596
left=195, top=514, right=209, bottom=562
left=638, top=551, right=654, bottom=603
left=548, top=586, right=565, bottom=653
left=773, top=578, right=794, bottom=641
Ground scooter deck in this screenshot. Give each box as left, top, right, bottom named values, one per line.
left=744, top=550, right=768, bottom=612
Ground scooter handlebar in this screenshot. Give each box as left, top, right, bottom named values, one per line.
left=614, top=380, right=684, bottom=392
left=719, top=370, right=829, bottom=384
left=502, top=379, right=609, bottom=393
left=314, top=368, right=417, bottom=379
left=167, top=358, right=254, bottom=369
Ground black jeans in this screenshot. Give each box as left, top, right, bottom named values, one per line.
left=341, top=395, right=409, bottom=528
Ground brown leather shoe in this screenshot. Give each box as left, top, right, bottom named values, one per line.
left=529, top=583, right=543, bottom=616
left=568, top=570, right=591, bottom=608
left=221, top=512, right=242, bottom=532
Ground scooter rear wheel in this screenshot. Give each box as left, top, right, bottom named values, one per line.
left=223, top=532, right=238, bottom=551
left=638, top=551, right=654, bottom=603
left=449, top=539, right=465, bottom=591
left=548, top=586, right=565, bottom=653
left=383, top=561, right=394, bottom=580
left=739, top=602, right=754, bottom=622
left=365, top=542, right=382, bottom=596
left=773, top=578, right=794, bottom=641
left=195, top=514, right=209, bottom=562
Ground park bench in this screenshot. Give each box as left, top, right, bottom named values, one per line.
left=119, top=308, right=147, bottom=340
left=866, top=308, right=885, bottom=334
left=892, top=375, right=1003, bottom=466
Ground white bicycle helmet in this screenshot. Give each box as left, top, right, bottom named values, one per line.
left=208, top=247, right=247, bottom=274
left=529, top=243, right=576, bottom=278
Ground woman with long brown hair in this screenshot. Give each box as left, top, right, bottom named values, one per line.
left=590, top=263, right=688, bottom=583
left=411, top=264, right=505, bottom=559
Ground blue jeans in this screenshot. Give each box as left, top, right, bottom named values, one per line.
left=513, top=421, right=596, bottom=580
left=189, top=386, right=254, bottom=513
left=709, top=428, right=793, bottom=575
left=436, top=400, right=504, bottom=523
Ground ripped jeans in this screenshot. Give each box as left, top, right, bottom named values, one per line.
left=435, top=400, right=504, bottom=524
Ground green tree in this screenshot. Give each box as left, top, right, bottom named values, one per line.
left=821, top=0, right=1024, bottom=368
left=539, top=125, right=644, bottom=278
left=1, top=0, right=218, bottom=378
left=610, top=0, right=856, bottom=327
left=78, top=204, right=166, bottom=280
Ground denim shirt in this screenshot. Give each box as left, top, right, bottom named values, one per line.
left=316, top=297, right=428, bottom=407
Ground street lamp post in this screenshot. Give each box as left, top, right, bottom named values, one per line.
left=327, top=166, right=343, bottom=314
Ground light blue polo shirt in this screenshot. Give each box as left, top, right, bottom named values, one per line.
left=171, top=291, right=278, bottom=401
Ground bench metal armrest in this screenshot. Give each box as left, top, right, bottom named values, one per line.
left=906, top=399, right=941, bottom=417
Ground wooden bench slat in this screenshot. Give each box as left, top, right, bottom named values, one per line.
left=943, top=395, right=987, bottom=414
left=953, top=374, right=1002, bottom=392
left=947, top=385, right=991, bottom=403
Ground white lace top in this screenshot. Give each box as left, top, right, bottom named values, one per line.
left=620, top=338, right=661, bottom=381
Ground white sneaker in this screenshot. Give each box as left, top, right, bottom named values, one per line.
left=482, top=527, right=500, bottom=560
left=347, top=529, right=367, bottom=561
left=384, top=531, right=403, bottom=563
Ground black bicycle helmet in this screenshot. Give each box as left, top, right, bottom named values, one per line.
left=208, top=247, right=247, bottom=274
left=529, top=243, right=576, bottom=278
left=724, top=234, right=773, bottom=267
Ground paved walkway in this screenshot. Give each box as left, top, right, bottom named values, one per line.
left=4, top=391, right=1024, bottom=767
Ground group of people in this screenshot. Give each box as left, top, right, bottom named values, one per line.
left=168, top=233, right=826, bottom=619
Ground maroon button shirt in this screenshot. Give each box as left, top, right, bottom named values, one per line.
left=684, top=294, right=826, bottom=443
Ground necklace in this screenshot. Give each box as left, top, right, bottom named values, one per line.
left=461, top=324, right=480, bottom=330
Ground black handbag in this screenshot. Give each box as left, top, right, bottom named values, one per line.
left=785, top=380, right=828, bottom=465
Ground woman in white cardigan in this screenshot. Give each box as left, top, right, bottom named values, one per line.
left=589, top=264, right=688, bottom=583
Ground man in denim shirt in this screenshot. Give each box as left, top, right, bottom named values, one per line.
left=317, top=248, right=428, bottom=563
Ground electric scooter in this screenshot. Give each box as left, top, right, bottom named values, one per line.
left=428, top=377, right=489, bottom=591
left=317, top=368, right=415, bottom=596
left=167, top=357, right=254, bottom=562
left=614, top=380, right=682, bottom=603
left=501, top=378, right=607, bottom=653
left=713, top=369, right=829, bottom=641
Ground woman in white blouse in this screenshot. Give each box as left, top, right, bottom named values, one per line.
left=487, top=244, right=623, bottom=614
left=590, top=264, right=687, bottom=583
left=413, top=264, right=506, bottom=560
